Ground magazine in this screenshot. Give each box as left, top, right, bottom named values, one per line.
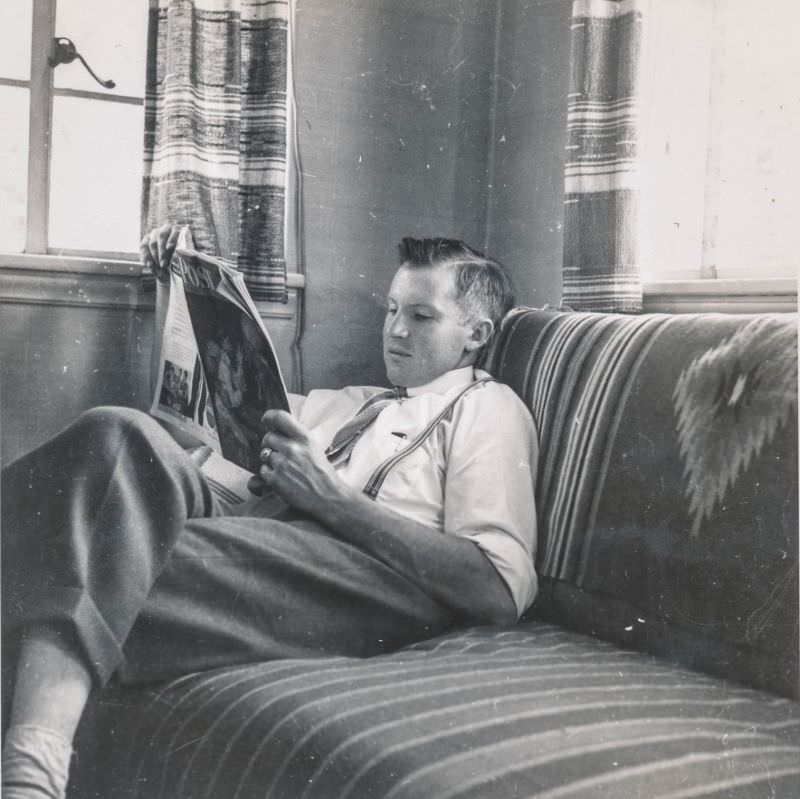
left=150, top=247, right=290, bottom=487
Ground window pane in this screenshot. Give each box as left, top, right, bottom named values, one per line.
left=639, top=0, right=799, bottom=282
left=712, top=2, right=800, bottom=279
left=0, top=86, right=30, bottom=252
left=0, top=0, right=32, bottom=81
left=638, top=0, right=713, bottom=281
left=49, top=96, right=144, bottom=253
left=54, top=0, right=147, bottom=96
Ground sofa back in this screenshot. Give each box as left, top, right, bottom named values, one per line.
left=485, top=309, right=798, bottom=698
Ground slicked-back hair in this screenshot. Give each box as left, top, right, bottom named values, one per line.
left=398, top=237, right=516, bottom=332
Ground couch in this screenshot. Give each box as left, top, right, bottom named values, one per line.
left=70, top=308, right=800, bottom=798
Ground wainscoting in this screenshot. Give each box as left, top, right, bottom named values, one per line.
left=0, top=258, right=299, bottom=464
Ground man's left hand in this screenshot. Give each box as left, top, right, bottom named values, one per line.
left=250, top=410, right=352, bottom=518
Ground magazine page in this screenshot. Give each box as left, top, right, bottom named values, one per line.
left=150, top=248, right=290, bottom=474
left=150, top=269, right=220, bottom=451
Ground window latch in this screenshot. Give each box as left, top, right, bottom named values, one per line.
left=48, top=37, right=116, bottom=90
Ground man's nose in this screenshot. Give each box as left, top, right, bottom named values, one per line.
left=387, top=313, right=409, bottom=338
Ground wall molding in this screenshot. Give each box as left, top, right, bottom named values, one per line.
left=0, top=256, right=302, bottom=318
left=1, top=266, right=153, bottom=312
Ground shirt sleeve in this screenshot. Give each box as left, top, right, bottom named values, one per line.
left=443, top=382, right=539, bottom=618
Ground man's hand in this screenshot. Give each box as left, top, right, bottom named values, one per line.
left=139, top=224, right=180, bottom=283
left=251, top=410, right=353, bottom=518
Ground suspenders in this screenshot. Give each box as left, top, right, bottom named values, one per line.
left=361, top=377, right=495, bottom=500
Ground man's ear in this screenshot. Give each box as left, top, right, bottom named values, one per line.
left=464, top=319, right=494, bottom=353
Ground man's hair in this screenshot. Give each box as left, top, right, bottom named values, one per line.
left=398, top=237, right=516, bottom=330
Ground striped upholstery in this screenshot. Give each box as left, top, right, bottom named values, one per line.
left=486, top=309, right=798, bottom=698
left=73, top=625, right=800, bottom=798
left=70, top=309, right=799, bottom=798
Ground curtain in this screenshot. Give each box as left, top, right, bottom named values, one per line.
left=562, top=0, right=644, bottom=313
left=142, top=0, right=290, bottom=303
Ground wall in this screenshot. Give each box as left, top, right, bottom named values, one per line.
left=293, top=0, right=572, bottom=390
left=294, top=0, right=498, bottom=390
left=0, top=273, right=152, bottom=464
left=487, top=0, right=571, bottom=308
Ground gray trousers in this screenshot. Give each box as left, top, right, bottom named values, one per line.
left=1, top=407, right=457, bottom=693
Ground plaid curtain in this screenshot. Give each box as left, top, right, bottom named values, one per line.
left=562, top=0, right=644, bottom=313
left=142, top=0, right=290, bottom=302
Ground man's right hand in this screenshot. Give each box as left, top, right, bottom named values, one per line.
left=139, top=224, right=181, bottom=283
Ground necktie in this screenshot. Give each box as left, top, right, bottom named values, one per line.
left=325, top=387, right=406, bottom=465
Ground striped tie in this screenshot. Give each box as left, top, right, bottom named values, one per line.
left=325, top=387, right=406, bottom=465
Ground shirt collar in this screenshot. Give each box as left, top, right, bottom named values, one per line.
left=403, top=366, right=476, bottom=398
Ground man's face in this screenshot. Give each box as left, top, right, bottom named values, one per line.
left=382, top=264, right=478, bottom=388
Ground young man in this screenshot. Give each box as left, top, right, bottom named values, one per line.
left=1, top=231, right=538, bottom=799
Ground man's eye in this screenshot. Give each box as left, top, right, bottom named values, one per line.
left=413, top=313, right=433, bottom=322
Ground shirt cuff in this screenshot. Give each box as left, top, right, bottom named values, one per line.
left=462, top=529, right=538, bottom=618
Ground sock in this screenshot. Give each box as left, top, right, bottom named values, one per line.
left=2, top=724, right=73, bottom=799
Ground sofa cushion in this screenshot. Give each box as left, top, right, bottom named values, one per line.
left=484, top=310, right=798, bottom=698
left=71, top=624, right=800, bottom=799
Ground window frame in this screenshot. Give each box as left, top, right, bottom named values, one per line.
left=636, top=0, right=798, bottom=308
left=642, top=276, right=796, bottom=314
left=0, top=0, right=144, bottom=264
left=638, top=0, right=798, bottom=315
left=2, top=1, right=794, bottom=314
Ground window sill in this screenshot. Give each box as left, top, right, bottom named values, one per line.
left=0, top=251, right=142, bottom=274
left=642, top=277, right=797, bottom=313
left=0, top=252, right=304, bottom=317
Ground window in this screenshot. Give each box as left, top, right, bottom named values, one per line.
left=0, top=0, right=147, bottom=259
left=638, top=0, right=798, bottom=286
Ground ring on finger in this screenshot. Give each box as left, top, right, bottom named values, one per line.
left=260, top=446, right=273, bottom=468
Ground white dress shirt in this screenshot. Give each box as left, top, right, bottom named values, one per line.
left=296, top=367, right=539, bottom=617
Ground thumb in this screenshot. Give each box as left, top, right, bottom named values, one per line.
left=261, top=409, right=308, bottom=441
left=247, top=474, right=266, bottom=495
left=177, top=225, right=194, bottom=250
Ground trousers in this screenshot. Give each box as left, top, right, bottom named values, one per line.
left=1, top=407, right=457, bottom=694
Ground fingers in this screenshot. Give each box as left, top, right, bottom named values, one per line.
left=258, top=433, right=293, bottom=463
left=260, top=409, right=309, bottom=442
left=139, top=223, right=170, bottom=265
left=257, top=413, right=315, bottom=490
left=139, top=223, right=180, bottom=281
left=256, top=445, right=283, bottom=489
left=257, top=424, right=305, bottom=482
left=158, top=225, right=180, bottom=268
left=254, top=420, right=340, bottom=516
left=250, top=443, right=280, bottom=493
